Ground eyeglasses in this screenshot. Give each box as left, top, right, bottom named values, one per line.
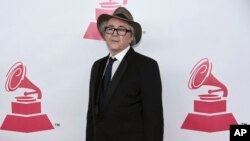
left=104, top=26, right=131, bottom=36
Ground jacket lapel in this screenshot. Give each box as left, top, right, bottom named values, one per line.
left=101, top=59, right=128, bottom=108
left=101, top=48, right=134, bottom=112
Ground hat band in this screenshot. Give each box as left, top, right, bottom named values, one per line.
left=114, top=13, right=129, bottom=20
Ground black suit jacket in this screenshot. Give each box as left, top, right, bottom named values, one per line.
left=86, top=48, right=163, bottom=141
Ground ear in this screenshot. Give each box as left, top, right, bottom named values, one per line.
left=130, top=36, right=136, bottom=45
left=130, top=36, right=135, bottom=43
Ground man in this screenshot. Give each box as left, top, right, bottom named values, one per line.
left=86, top=7, right=163, bottom=141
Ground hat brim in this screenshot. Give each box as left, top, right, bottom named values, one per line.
left=97, top=14, right=142, bottom=45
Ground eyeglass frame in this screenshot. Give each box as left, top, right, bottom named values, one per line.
left=104, top=26, right=132, bottom=36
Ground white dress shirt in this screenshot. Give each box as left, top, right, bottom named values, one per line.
left=106, top=46, right=130, bottom=79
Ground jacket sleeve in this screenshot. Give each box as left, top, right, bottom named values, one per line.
left=86, top=63, right=96, bottom=141
left=140, top=60, right=164, bottom=141
left=86, top=93, right=93, bottom=141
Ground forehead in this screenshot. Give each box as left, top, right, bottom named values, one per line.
left=106, top=18, right=130, bottom=27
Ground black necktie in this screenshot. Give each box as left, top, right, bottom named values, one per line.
left=102, top=57, right=117, bottom=96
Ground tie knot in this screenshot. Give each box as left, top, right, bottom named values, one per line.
left=109, top=57, right=117, bottom=63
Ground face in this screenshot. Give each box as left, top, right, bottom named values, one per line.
left=103, top=18, right=133, bottom=56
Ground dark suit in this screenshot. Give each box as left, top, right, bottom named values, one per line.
left=86, top=47, right=163, bottom=141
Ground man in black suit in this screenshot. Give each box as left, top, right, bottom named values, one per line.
left=86, top=7, right=163, bottom=141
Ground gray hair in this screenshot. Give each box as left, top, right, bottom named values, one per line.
left=99, top=21, right=107, bottom=36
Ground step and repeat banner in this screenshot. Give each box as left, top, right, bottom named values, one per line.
left=0, top=0, right=249, bottom=141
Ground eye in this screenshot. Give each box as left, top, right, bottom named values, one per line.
left=117, top=26, right=127, bottom=30
left=117, top=28, right=126, bottom=32
left=106, top=27, right=114, bottom=31
left=105, top=26, right=115, bottom=34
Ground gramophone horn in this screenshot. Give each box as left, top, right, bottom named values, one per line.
left=5, top=62, right=42, bottom=99
left=188, top=58, right=228, bottom=97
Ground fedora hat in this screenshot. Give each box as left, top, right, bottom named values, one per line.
left=97, top=7, right=142, bottom=46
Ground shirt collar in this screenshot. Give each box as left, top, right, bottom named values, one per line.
left=109, top=46, right=130, bottom=62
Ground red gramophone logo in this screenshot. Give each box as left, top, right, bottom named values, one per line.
left=83, top=0, right=128, bottom=40
left=0, top=62, right=54, bottom=133
left=181, top=58, right=238, bottom=132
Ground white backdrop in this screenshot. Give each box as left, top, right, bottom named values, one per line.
left=0, top=0, right=250, bottom=141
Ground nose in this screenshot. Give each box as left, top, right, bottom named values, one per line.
left=112, top=29, right=119, bottom=36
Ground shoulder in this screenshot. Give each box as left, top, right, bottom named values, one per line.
left=134, top=51, right=156, bottom=62
left=92, top=55, right=108, bottom=66
left=91, top=56, right=107, bottom=72
left=125, top=49, right=159, bottom=74
left=132, top=51, right=158, bottom=67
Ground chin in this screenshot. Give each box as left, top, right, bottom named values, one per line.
left=108, top=45, right=120, bottom=50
